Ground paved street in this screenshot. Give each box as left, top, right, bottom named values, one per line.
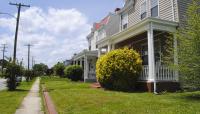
left=0, top=78, right=7, bottom=91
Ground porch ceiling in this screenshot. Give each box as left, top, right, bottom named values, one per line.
left=97, top=17, right=178, bottom=48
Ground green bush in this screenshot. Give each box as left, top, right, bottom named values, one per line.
left=53, top=62, right=65, bottom=77
left=96, top=48, right=142, bottom=91
left=5, top=62, right=23, bottom=90
left=64, top=65, right=83, bottom=81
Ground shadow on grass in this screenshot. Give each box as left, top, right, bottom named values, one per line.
left=183, top=94, right=200, bottom=101
left=172, top=92, right=200, bottom=102
left=10, top=89, right=29, bottom=92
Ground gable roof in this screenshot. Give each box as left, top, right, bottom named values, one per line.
left=95, top=16, right=110, bottom=30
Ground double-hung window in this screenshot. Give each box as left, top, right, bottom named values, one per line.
left=141, top=1, right=147, bottom=20
left=151, top=0, right=158, bottom=17
left=121, top=13, right=128, bottom=30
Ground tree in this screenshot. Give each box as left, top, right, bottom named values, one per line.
left=0, top=59, right=8, bottom=77
left=24, top=69, right=34, bottom=81
left=53, top=62, right=65, bottom=77
left=166, top=1, right=200, bottom=90
left=46, top=68, right=54, bottom=76
left=5, top=62, right=23, bottom=90
left=33, top=63, right=48, bottom=76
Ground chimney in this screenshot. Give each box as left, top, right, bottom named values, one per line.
left=115, top=8, right=121, bottom=13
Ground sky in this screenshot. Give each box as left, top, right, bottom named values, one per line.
left=0, top=0, right=124, bottom=67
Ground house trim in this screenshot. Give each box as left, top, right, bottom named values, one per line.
left=97, top=17, right=178, bottom=48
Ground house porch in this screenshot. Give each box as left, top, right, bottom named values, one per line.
left=72, top=50, right=98, bottom=82
left=97, top=18, right=180, bottom=92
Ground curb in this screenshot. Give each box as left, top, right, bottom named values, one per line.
left=42, top=86, right=58, bottom=114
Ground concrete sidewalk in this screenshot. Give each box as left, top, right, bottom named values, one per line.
left=15, top=78, right=43, bottom=114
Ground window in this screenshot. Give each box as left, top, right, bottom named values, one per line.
left=141, top=1, right=147, bottom=20
left=121, top=13, right=128, bottom=30
left=151, top=0, right=158, bottom=17
left=97, top=29, right=106, bottom=41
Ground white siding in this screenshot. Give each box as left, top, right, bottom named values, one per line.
left=127, top=0, right=179, bottom=27
left=159, top=0, right=174, bottom=21
left=128, top=0, right=144, bottom=27
left=90, top=31, right=98, bottom=51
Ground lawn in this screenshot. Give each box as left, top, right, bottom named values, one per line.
left=0, top=79, right=35, bottom=114
left=41, top=77, right=200, bottom=114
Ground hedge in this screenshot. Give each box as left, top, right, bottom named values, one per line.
left=64, top=65, right=83, bottom=81
left=96, top=48, right=142, bottom=91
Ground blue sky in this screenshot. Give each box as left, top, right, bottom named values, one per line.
left=0, top=0, right=123, bottom=24
left=0, top=0, right=124, bottom=67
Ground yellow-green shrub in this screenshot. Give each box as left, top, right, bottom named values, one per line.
left=96, top=48, right=142, bottom=91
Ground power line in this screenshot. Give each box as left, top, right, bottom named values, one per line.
left=9, top=2, right=30, bottom=63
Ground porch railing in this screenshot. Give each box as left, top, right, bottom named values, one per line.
left=139, top=65, right=177, bottom=81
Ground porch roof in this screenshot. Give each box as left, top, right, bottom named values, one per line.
left=97, top=17, right=178, bottom=48
left=72, top=50, right=98, bottom=60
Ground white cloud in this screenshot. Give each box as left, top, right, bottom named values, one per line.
left=0, top=7, right=91, bottom=67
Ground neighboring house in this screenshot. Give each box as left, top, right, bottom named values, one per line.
left=71, top=12, right=120, bottom=82
left=96, top=0, right=192, bottom=92
left=63, top=60, right=72, bottom=66
left=72, top=50, right=98, bottom=82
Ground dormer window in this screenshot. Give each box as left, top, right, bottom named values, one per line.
left=141, top=1, right=147, bottom=20
left=121, top=13, right=128, bottom=30
left=151, top=0, right=158, bottom=17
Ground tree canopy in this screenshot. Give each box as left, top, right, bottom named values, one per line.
left=53, top=62, right=65, bottom=77
left=166, top=0, right=200, bottom=90
left=33, top=63, right=48, bottom=76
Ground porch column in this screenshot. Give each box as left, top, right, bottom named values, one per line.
left=98, top=48, right=101, bottom=57
left=84, top=55, right=88, bottom=82
left=174, top=35, right=179, bottom=81
left=107, top=44, right=111, bottom=52
left=80, top=58, right=82, bottom=67
left=147, top=22, right=156, bottom=82
left=112, top=44, right=115, bottom=50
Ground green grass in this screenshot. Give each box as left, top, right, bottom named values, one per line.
left=0, top=79, right=35, bottom=114
left=41, top=77, right=200, bottom=114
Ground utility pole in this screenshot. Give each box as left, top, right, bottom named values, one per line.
left=25, top=44, right=33, bottom=71
left=9, top=2, right=30, bottom=63
left=32, top=56, right=34, bottom=69
left=25, top=44, right=33, bottom=81
left=1, top=44, right=7, bottom=74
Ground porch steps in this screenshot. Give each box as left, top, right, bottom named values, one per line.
left=90, top=82, right=101, bottom=88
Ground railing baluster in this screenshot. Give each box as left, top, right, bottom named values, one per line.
left=139, top=65, right=176, bottom=81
